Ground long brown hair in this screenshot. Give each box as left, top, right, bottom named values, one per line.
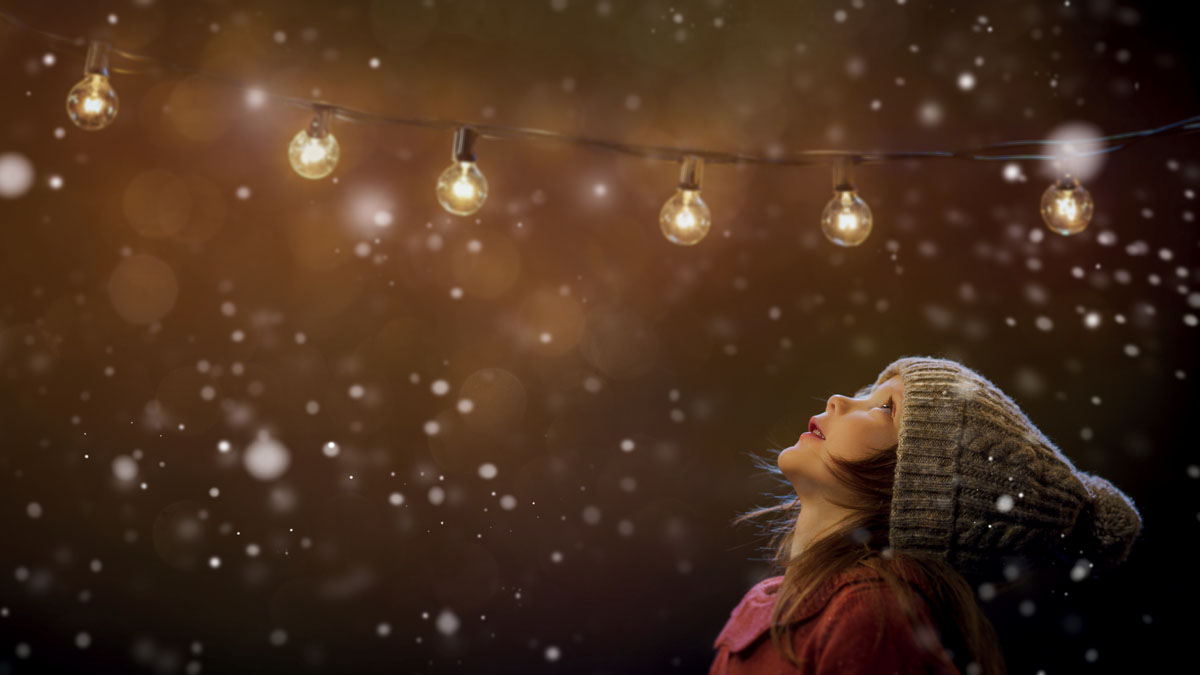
left=733, top=394, right=1009, bottom=674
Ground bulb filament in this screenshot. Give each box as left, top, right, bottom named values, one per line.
left=1056, top=195, right=1077, bottom=221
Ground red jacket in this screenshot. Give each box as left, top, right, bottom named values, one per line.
left=710, top=562, right=962, bottom=675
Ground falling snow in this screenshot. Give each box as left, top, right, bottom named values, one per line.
left=0, top=1, right=1190, bottom=673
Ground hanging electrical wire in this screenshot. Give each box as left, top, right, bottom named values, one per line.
left=2, top=9, right=1198, bottom=247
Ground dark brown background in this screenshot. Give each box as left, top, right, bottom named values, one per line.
left=1, top=0, right=1196, bottom=673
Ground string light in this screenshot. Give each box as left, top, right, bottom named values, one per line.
left=659, top=155, right=711, bottom=246
left=820, top=158, right=872, bottom=247
left=288, top=106, right=339, bottom=179
left=436, top=127, right=488, bottom=216
left=4, top=9, right=1197, bottom=246
left=65, top=41, right=117, bottom=130
left=1040, top=174, right=1094, bottom=235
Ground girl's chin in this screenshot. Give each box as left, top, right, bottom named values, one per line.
left=776, top=448, right=803, bottom=472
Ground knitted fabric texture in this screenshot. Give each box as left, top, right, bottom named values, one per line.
left=869, top=355, right=1143, bottom=579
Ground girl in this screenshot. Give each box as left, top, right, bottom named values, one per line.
left=709, top=355, right=1143, bottom=674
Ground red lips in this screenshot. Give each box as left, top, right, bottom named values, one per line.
left=807, top=416, right=826, bottom=440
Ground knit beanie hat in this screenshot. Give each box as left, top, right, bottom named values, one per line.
left=869, top=355, right=1143, bottom=580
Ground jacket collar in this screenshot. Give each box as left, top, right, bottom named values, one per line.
left=713, top=559, right=937, bottom=653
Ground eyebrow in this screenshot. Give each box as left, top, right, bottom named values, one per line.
left=852, top=383, right=903, bottom=422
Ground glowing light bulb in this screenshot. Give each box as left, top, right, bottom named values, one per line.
left=66, top=42, right=118, bottom=131
left=1040, top=175, right=1093, bottom=235
left=660, top=189, right=711, bottom=245
left=437, top=162, right=488, bottom=215
left=820, top=159, right=872, bottom=246
left=660, top=155, right=712, bottom=245
left=288, top=107, right=339, bottom=179
left=436, top=127, right=488, bottom=216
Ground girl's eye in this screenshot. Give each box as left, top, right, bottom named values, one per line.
left=880, top=398, right=895, bottom=415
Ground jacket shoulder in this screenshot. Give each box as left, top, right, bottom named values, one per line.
left=812, top=577, right=960, bottom=672
left=712, top=568, right=886, bottom=654
left=711, top=575, right=785, bottom=652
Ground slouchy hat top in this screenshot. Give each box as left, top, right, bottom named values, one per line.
left=872, top=355, right=1142, bottom=578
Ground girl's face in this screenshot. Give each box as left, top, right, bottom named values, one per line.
left=777, top=375, right=904, bottom=495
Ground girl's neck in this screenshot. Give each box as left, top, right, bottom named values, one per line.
left=789, top=496, right=854, bottom=560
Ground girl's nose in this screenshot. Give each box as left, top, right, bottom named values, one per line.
left=827, top=394, right=849, bottom=413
